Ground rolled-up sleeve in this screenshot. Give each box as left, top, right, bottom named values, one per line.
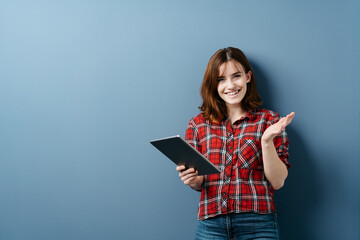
left=185, top=118, right=202, bottom=153
left=271, top=114, right=291, bottom=169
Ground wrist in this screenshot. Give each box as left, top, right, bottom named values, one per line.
left=261, top=138, right=274, bottom=147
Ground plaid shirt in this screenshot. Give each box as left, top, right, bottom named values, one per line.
left=185, top=108, right=290, bottom=220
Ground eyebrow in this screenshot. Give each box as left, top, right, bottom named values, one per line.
left=218, top=71, right=242, bottom=78
left=232, top=71, right=242, bottom=76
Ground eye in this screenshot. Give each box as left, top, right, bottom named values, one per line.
left=234, top=74, right=241, bottom=78
left=217, top=77, right=225, bottom=82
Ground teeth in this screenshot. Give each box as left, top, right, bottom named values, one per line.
left=227, top=90, right=240, bottom=96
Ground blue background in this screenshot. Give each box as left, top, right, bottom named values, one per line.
left=1, top=0, right=359, bottom=239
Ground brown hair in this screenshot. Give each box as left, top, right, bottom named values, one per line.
left=199, top=47, right=262, bottom=123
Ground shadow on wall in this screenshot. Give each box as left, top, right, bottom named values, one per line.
left=251, top=60, right=320, bottom=240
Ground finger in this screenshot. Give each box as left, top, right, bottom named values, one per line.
left=183, top=177, right=194, bottom=185
left=182, top=172, right=199, bottom=184
left=176, top=165, right=186, bottom=172
left=183, top=167, right=196, bottom=175
left=179, top=168, right=196, bottom=177
left=273, top=118, right=285, bottom=129
left=276, top=117, right=286, bottom=125
left=283, top=112, right=295, bottom=127
left=180, top=170, right=198, bottom=180
left=184, top=177, right=197, bottom=185
left=274, top=117, right=286, bottom=132
left=182, top=172, right=198, bottom=182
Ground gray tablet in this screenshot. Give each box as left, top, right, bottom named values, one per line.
left=150, top=135, right=221, bottom=175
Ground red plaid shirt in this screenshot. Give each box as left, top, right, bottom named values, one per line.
left=185, top=108, right=290, bottom=220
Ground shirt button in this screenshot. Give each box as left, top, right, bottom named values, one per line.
left=222, top=192, right=227, bottom=196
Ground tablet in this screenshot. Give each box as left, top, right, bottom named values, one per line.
left=150, top=135, right=221, bottom=175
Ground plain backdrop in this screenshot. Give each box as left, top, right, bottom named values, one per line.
left=0, top=0, right=359, bottom=239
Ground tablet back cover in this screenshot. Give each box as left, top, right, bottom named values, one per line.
left=150, top=135, right=220, bottom=175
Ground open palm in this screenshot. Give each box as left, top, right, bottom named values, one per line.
left=262, top=112, right=295, bottom=143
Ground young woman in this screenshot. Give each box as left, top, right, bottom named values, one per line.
left=176, top=47, right=295, bottom=240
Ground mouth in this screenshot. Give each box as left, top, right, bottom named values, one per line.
left=225, top=89, right=241, bottom=96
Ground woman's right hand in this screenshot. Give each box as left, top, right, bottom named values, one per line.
left=176, top=165, right=204, bottom=191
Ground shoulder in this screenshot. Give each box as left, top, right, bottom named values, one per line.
left=188, top=113, right=209, bottom=126
left=187, top=113, right=219, bottom=134
left=252, top=108, right=280, bottom=122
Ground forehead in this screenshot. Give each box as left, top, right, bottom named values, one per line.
left=218, top=60, right=245, bottom=76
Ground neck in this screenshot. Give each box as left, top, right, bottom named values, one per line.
left=227, top=106, right=247, bottom=124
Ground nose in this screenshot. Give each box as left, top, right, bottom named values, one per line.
left=225, top=78, right=235, bottom=89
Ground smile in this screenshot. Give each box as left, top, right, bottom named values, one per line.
left=225, top=89, right=240, bottom=96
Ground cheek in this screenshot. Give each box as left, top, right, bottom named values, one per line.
left=243, top=82, right=248, bottom=91
left=242, top=84, right=249, bottom=99
left=241, top=84, right=247, bottom=96
left=216, top=83, right=222, bottom=94
left=217, top=82, right=225, bottom=93
left=240, top=79, right=248, bottom=91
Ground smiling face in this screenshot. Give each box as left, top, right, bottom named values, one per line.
left=217, top=60, right=252, bottom=112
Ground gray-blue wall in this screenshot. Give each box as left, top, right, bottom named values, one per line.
left=1, top=1, right=359, bottom=239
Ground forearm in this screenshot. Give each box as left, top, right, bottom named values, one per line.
left=261, top=140, right=288, bottom=190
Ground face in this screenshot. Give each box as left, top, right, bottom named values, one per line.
left=217, top=60, right=251, bottom=111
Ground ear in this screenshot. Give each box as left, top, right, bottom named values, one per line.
left=246, top=71, right=252, bottom=83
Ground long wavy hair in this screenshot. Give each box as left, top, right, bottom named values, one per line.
left=199, top=47, right=262, bottom=123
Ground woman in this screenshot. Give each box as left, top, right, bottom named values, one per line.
left=176, top=47, right=295, bottom=239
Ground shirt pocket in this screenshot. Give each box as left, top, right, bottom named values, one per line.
left=237, top=138, right=262, bottom=170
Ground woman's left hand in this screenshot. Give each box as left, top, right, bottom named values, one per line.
left=261, top=112, right=295, bottom=143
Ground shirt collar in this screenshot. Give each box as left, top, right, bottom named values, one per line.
left=223, top=109, right=256, bottom=125
left=246, top=109, right=256, bottom=121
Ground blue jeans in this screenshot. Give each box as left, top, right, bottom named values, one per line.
left=195, top=213, right=280, bottom=240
